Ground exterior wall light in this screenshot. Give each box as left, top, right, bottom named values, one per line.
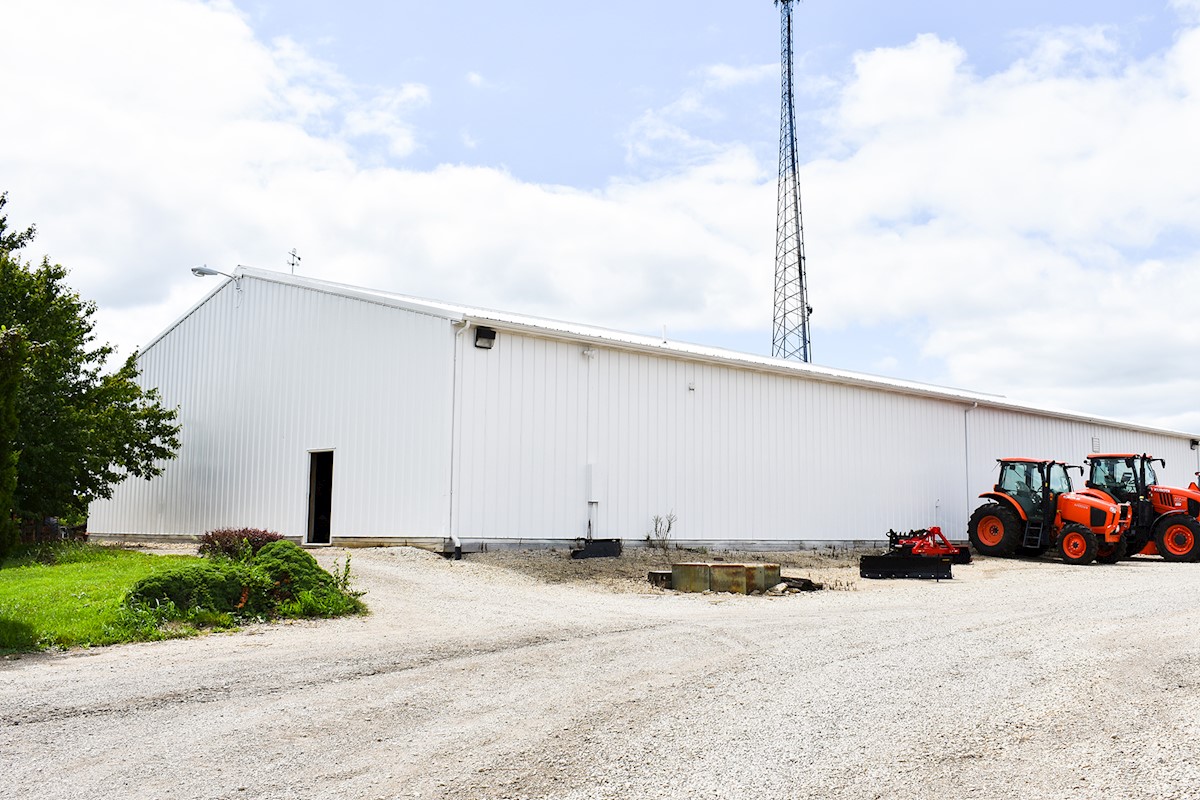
left=190, top=265, right=242, bottom=292
left=191, top=265, right=237, bottom=280
left=474, top=327, right=497, bottom=350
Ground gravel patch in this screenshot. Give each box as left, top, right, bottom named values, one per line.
left=3, top=547, right=1199, bottom=799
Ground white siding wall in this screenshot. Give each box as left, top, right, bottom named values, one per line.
left=453, top=333, right=970, bottom=543
left=90, top=278, right=455, bottom=540
left=451, top=333, right=591, bottom=540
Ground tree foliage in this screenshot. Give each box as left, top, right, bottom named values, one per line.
left=0, top=192, right=36, bottom=253
left=0, top=326, right=25, bottom=556
left=0, top=196, right=180, bottom=553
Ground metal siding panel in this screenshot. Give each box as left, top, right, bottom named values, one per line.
left=453, top=333, right=592, bottom=540
left=90, top=277, right=454, bottom=540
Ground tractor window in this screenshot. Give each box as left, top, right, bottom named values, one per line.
left=1091, top=460, right=1119, bottom=490
left=1116, top=460, right=1137, bottom=488
left=1048, top=464, right=1072, bottom=494
left=1143, top=460, right=1159, bottom=487
left=1094, top=458, right=1138, bottom=501
left=999, top=462, right=1040, bottom=494
left=999, top=463, right=1025, bottom=493
left=999, top=462, right=1043, bottom=520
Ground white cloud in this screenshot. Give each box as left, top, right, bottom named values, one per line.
left=0, top=0, right=773, bottom=348
left=1171, top=0, right=1200, bottom=23
left=2, top=0, right=1200, bottom=434
left=340, top=84, right=430, bottom=157
left=703, top=63, right=776, bottom=89
left=803, top=23, right=1200, bottom=429
left=837, top=34, right=968, bottom=133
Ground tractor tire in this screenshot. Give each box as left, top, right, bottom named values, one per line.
left=1058, top=524, right=1098, bottom=565
left=968, top=503, right=1021, bottom=557
left=1096, top=538, right=1127, bottom=564
left=1154, top=516, right=1200, bottom=562
left=1122, top=531, right=1152, bottom=558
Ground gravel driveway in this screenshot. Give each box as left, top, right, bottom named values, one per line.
left=3, top=546, right=1200, bottom=800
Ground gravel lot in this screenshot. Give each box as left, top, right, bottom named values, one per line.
left=4, top=545, right=1200, bottom=800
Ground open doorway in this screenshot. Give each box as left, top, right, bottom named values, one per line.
left=307, top=450, right=334, bottom=544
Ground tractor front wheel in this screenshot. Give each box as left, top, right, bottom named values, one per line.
left=1057, top=524, right=1098, bottom=565
left=1154, top=516, right=1200, bottom=562
left=968, top=503, right=1021, bottom=557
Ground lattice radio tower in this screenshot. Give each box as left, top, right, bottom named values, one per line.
left=772, top=0, right=812, bottom=362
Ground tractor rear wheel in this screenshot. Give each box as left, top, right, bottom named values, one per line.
left=1057, top=523, right=1098, bottom=565
left=1154, top=516, right=1200, bottom=562
left=968, top=503, right=1021, bottom=557
left=1096, top=538, right=1127, bottom=564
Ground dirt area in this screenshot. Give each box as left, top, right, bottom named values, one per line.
left=472, top=545, right=861, bottom=592
left=4, top=545, right=1200, bottom=800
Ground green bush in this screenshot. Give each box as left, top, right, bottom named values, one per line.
left=118, top=541, right=365, bottom=638
left=252, top=540, right=333, bottom=601
left=127, top=560, right=273, bottom=615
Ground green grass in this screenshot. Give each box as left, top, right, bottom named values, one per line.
left=0, top=544, right=202, bottom=652
left=0, top=541, right=368, bottom=653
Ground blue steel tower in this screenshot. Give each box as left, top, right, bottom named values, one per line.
left=772, top=0, right=812, bottom=362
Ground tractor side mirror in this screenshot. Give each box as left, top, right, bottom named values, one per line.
left=1067, top=465, right=1083, bottom=474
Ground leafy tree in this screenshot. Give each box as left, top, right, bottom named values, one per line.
left=0, top=198, right=180, bottom=554
left=0, top=326, right=25, bottom=555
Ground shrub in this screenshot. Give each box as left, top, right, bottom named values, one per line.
left=252, top=540, right=333, bottom=601
left=277, top=587, right=365, bottom=619
left=646, top=512, right=677, bottom=564
left=198, top=528, right=284, bottom=559
left=127, top=560, right=273, bottom=616
left=122, top=541, right=366, bottom=637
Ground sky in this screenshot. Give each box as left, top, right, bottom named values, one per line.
left=2, top=0, right=1199, bottom=432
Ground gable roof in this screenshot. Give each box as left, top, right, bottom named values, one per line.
left=148, top=266, right=1200, bottom=441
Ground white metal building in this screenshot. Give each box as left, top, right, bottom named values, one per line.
left=90, top=267, right=1200, bottom=550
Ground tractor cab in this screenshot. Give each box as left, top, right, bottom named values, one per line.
left=1086, top=454, right=1159, bottom=505
left=994, top=459, right=1073, bottom=522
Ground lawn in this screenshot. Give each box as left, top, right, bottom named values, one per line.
left=0, top=544, right=201, bottom=652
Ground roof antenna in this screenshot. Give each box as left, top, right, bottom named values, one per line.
left=288, top=248, right=301, bottom=275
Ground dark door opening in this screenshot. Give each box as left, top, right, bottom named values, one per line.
left=307, top=451, right=334, bottom=544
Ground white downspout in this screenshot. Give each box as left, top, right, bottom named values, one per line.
left=964, top=402, right=979, bottom=532
left=447, top=319, right=469, bottom=559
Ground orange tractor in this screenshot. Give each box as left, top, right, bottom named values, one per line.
left=1080, top=453, right=1200, bottom=562
left=968, top=458, right=1131, bottom=565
